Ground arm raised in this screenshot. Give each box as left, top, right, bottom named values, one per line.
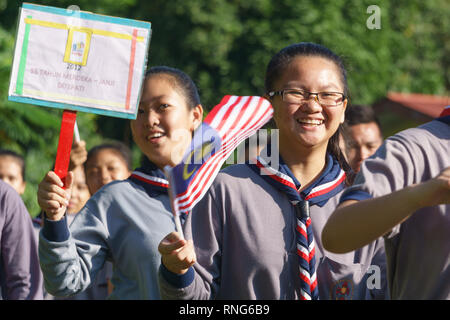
left=322, top=166, right=450, bottom=253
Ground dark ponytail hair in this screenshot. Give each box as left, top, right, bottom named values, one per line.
left=265, top=42, right=354, bottom=185
left=145, top=66, right=201, bottom=110
left=0, top=149, right=26, bottom=181
left=86, top=141, right=133, bottom=171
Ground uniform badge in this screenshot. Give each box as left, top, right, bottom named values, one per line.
left=332, top=279, right=353, bottom=300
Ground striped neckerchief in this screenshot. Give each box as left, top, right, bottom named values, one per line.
left=128, top=157, right=169, bottom=197
left=248, top=150, right=347, bottom=207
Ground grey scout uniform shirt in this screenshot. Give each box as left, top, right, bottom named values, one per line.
left=0, top=180, right=43, bottom=300
left=341, top=119, right=450, bottom=299
left=159, top=164, right=388, bottom=300
left=39, top=179, right=176, bottom=299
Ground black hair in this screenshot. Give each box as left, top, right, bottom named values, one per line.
left=85, top=142, right=133, bottom=171
left=0, top=149, right=26, bottom=181
left=145, top=66, right=201, bottom=110
left=345, top=104, right=382, bottom=136
left=265, top=42, right=349, bottom=97
left=264, top=42, right=354, bottom=184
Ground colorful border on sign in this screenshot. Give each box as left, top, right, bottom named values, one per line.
left=15, top=15, right=32, bottom=95
left=8, top=95, right=137, bottom=119
left=22, top=88, right=126, bottom=109
left=22, top=3, right=151, bottom=29
left=125, top=29, right=138, bottom=110
left=10, top=3, right=151, bottom=120
left=23, top=18, right=146, bottom=42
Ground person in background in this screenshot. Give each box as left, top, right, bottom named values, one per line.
left=37, top=66, right=203, bottom=299
left=83, top=142, right=133, bottom=197
left=342, top=105, right=383, bottom=173
left=32, top=140, right=89, bottom=233
left=66, top=164, right=90, bottom=226
left=0, top=149, right=26, bottom=195
left=322, top=107, right=450, bottom=299
left=338, top=125, right=349, bottom=162
left=0, top=149, right=47, bottom=241
left=69, top=140, right=133, bottom=197
left=0, top=179, right=43, bottom=299
left=0, top=149, right=45, bottom=300
left=68, top=140, right=88, bottom=171
left=57, top=141, right=133, bottom=299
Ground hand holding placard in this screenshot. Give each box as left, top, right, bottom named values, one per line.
left=8, top=4, right=151, bottom=187
left=37, top=170, right=74, bottom=221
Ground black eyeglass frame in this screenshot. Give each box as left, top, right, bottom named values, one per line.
left=267, top=89, right=346, bottom=106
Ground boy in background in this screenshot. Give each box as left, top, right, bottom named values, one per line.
left=0, top=149, right=26, bottom=195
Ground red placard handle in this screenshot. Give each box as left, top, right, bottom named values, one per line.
left=54, top=110, right=77, bottom=188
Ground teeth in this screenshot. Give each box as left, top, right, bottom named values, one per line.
left=147, top=133, right=164, bottom=139
left=298, top=119, right=323, bottom=125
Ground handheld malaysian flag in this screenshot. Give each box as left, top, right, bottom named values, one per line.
left=164, top=95, right=273, bottom=237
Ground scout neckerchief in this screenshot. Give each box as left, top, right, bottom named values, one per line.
left=129, top=157, right=169, bottom=197
left=248, top=149, right=346, bottom=300
left=129, top=158, right=192, bottom=224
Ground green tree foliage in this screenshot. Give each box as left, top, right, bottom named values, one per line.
left=133, top=0, right=448, bottom=109
left=0, top=0, right=448, bottom=214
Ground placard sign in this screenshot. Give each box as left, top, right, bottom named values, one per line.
left=8, top=3, right=151, bottom=119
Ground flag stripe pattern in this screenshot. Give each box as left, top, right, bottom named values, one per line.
left=296, top=207, right=318, bottom=300
left=166, top=95, right=273, bottom=215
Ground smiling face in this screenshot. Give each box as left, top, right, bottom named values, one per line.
left=271, top=56, right=347, bottom=154
left=131, top=74, right=202, bottom=169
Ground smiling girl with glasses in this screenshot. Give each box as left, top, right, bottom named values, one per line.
left=158, top=42, right=389, bottom=300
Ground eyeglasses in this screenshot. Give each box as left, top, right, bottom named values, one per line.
left=268, top=89, right=346, bottom=107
